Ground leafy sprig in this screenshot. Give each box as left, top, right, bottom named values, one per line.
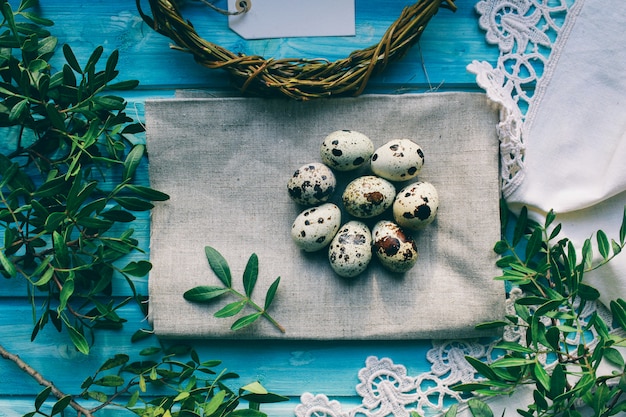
left=5, top=340, right=288, bottom=417
left=0, top=0, right=170, bottom=353
left=452, top=204, right=626, bottom=417
left=184, top=246, right=285, bottom=333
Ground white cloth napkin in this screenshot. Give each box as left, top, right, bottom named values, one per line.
left=505, top=0, right=626, bottom=308
left=145, top=93, right=505, bottom=340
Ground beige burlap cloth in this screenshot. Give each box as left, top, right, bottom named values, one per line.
left=145, top=93, right=505, bottom=340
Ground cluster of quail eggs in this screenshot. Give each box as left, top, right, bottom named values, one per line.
left=287, top=130, right=439, bottom=278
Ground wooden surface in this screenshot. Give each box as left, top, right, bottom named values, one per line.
left=0, top=0, right=499, bottom=415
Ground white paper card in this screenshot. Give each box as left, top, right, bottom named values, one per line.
left=227, top=0, right=355, bottom=40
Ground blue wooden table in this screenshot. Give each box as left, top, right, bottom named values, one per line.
left=0, top=0, right=500, bottom=415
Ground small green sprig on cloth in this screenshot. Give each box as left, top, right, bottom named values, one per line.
left=451, top=203, right=626, bottom=417
left=184, top=246, right=285, bottom=333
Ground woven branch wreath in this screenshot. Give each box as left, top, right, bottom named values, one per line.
left=136, top=0, right=457, bottom=100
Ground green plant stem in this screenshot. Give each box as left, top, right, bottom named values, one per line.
left=230, top=288, right=285, bottom=333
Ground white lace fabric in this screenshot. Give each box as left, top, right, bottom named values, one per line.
left=296, top=0, right=626, bottom=415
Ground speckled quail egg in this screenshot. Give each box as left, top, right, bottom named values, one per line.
left=371, top=139, right=424, bottom=182
left=393, top=181, right=439, bottom=231
left=342, top=175, right=396, bottom=218
left=372, top=220, right=418, bottom=273
left=287, top=162, right=336, bottom=206
left=328, top=221, right=372, bottom=278
left=291, top=203, right=341, bottom=252
left=320, top=130, right=374, bottom=171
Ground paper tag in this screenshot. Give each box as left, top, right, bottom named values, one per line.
left=227, top=0, right=355, bottom=40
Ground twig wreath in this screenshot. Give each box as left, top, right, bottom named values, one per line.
left=136, top=0, right=457, bottom=100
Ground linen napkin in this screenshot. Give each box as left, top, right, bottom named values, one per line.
left=145, top=93, right=505, bottom=340
left=505, top=0, right=626, bottom=308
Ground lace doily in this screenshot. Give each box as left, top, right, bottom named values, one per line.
left=467, top=0, right=581, bottom=197
left=295, top=1, right=588, bottom=416
left=295, top=289, right=616, bottom=417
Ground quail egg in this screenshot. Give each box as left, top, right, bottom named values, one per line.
left=372, top=220, right=418, bottom=273
left=291, top=203, right=342, bottom=252
left=287, top=162, right=336, bottom=206
left=393, top=181, right=439, bottom=231
left=320, top=130, right=374, bottom=171
left=371, top=139, right=424, bottom=182
left=342, top=175, right=396, bottom=218
left=328, top=221, right=372, bottom=278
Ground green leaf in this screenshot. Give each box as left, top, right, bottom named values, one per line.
left=32, top=266, right=54, bottom=287
left=87, top=390, right=108, bottom=403
left=467, top=398, right=494, bottom=417
left=582, top=238, right=593, bottom=269
left=495, top=255, right=517, bottom=268
left=121, top=260, right=152, bottom=277
left=597, top=229, right=610, bottom=260
left=62, top=44, right=82, bottom=74
left=183, top=286, right=230, bottom=302
left=231, top=312, right=262, bottom=331
left=548, top=222, right=562, bottom=240
left=124, top=184, right=170, bottom=201
left=525, top=226, right=543, bottom=261
left=9, top=98, right=28, bottom=122
left=112, top=196, right=154, bottom=211
left=533, top=363, right=551, bottom=391
left=464, top=355, right=499, bottom=381
left=204, top=390, right=227, bottom=415
left=139, top=347, right=161, bottom=356
left=577, top=283, right=600, bottom=301
left=241, top=381, right=268, bottom=395
left=67, top=324, right=89, bottom=354
left=610, top=300, right=626, bottom=331
left=493, top=240, right=508, bottom=254
left=34, top=386, right=52, bottom=411
left=264, top=277, right=280, bottom=310
left=512, top=206, right=528, bottom=246
left=205, top=246, right=232, bottom=287
left=92, top=95, right=125, bottom=111
left=67, top=178, right=98, bottom=214
left=100, top=208, right=136, bottom=222
left=0, top=249, right=16, bottom=278
left=604, top=347, right=625, bottom=368
left=98, top=354, right=130, bottom=372
left=105, top=49, right=119, bottom=79
left=545, top=209, right=556, bottom=229
left=45, top=212, right=66, bottom=232
left=84, top=45, right=103, bottom=73
left=243, top=253, right=258, bottom=297
left=57, top=277, right=74, bottom=313
left=106, top=79, right=139, bottom=90
left=443, top=404, right=459, bottom=417
left=620, top=206, right=626, bottom=245
left=214, top=300, right=247, bottom=318
left=131, top=328, right=153, bottom=343
left=93, top=375, right=125, bottom=387
left=76, top=217, right=113, bottom=230
left=51, top=395, right=72, bottom=415
left=20, top=11, right=54, bottom=26
left=34, top=175, right=67, bottom=198
left=490, top=357, right=535, bottom=368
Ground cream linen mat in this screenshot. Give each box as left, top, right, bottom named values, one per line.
left=145, top=93, right=505, bottom=339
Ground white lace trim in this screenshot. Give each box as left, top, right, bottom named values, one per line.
left=295, top=289, right=616, bottom=417
left=467, top=0, right=582, bottom=197
left=294, top=2, right=593, bottom=415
